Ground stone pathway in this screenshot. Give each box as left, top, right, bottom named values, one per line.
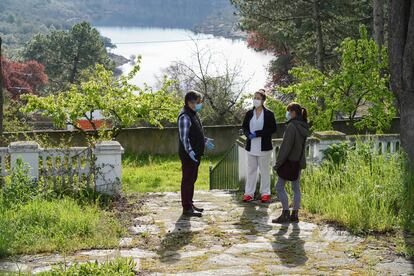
left=1, top=191, right=413, bottom=275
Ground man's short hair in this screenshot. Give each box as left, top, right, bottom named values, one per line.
left=185, top=90, right=203, bottom=105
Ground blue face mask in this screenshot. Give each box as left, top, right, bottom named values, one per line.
left=195, top=103, right=203, bottom=112
left=286, top=111, right=291, bottom=121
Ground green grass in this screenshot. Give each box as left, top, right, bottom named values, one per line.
left=0, top=161, right=124, bottom=257
left=38, top=258, right=137, bottom=276
left=301, top=147, right=414, bottom=235
left=122, top=153, right=222, bottom=193
left=0, top=197, right=123, bottom=257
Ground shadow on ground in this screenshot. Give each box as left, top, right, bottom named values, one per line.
left=274, top=223, right=308, bottom=267
left=157, top=215, right=194, bottom=263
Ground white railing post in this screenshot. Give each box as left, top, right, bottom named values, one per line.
left=8, top=141, right=40, bottom=180
left=313, top=131, right=347, bottom=163
left=94, top=141, right=124, bottom=196
left=236, top=138, right=248, bottom=183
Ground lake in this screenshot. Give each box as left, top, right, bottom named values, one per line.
left=96, top=27, right=273, bottom=93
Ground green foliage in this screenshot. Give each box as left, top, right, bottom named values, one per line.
left=282, top=26, right=396, bottom=132
left=301, top=145, right=411, bottom=234
left=21, top=58, right=181, bottom=141
left=0, top=197, right=122, bottom=257
left=3, top=99, right=33, bottom=133
left=122, top=153, right=221, bottom=193
left=1, top=159, right=39, bottom=208
left=231, top=0, right=371, bottom=70
left=40, top=258, right=136, bottom=276
left=281, top=65, right=335, bottom=130
left=322, top=142, right=350, bottom=165
left=400, top=161, right=414, bottom=232
left=22, top=22, right=114, bottom=93
left=0, top=159, right=123, bottom=257
left=265, top=97, right=286, bottom=123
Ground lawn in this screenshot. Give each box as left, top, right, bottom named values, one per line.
left=0, top=162, right=124, bottom=257
left=122, top=153, right=223, bottom=193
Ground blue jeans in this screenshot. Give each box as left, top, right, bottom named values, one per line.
left=275, top=172, right=301, bottom=211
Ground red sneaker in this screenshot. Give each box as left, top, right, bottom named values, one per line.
left=261, top=195, right=271, bottom=203
left=243, top=195, right=253, bottom=202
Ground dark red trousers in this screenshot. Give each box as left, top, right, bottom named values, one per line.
left=180, top=156, right=201, bottom=210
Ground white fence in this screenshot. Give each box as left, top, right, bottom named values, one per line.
left=238, top=131, right=401, bottom=183
left=0, top=141, right=124, bottom=195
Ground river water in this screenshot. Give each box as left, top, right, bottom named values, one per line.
left=97, top=26, right=273, bottom=93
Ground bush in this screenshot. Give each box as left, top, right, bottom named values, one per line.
left=1, top=159, right=41, bottom=208
left=301, top=145, right=410, bottom=234
left=322, top=142, right=350, bottom=165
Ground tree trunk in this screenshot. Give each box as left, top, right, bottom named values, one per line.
left=69, top=54, right=79, bottom=84
left=373, top=0, right=385, bottom=48
left=313, top=0, right=325, bottom=72
left=399, top=94, right=414, bottom=161
left=0, top=37, right=3, bottom=135
left=388, top=0, right=414, bottom=162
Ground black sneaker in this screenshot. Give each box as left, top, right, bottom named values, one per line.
left=290, top=210, right=299, bottom=223
left=192, top=204, right=204, bottom=213
left=272, top=210, right=291, bottom=224
left=182, top=208, right=202, bottom=217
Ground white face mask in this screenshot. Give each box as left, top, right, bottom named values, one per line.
left=286, top=111, right=291, bottom=121
left=253, top=99, right=262, bottom=108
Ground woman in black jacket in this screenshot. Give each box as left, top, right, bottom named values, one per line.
left=241, top=89, right=277, bottom=203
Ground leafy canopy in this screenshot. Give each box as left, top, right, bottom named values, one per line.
left=281, top=26, right=396, bottom=132
left=22, top=21, right=114, bottom=94
left=231, top=0, right=371, bottom=68
left=21, top=57, right=181, bottom=141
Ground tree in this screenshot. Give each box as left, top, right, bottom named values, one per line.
left=21, top=57, right=181, bottom=141
left=373, top=0, right=385, bottom=48
left=231, top=0, right=373, bottom=90
left=231, top=0, right=372, bottom=72
left=282, top=26, right=396, bottom=132
left=22, top=22, right=114, bottom=94
left=388, top=0, right=414, bottom=162
left=1, top=58, right=48, bottom=99
left=0, top=36, right=3, bottom=134
left=160, top=43, right=249, bottom=125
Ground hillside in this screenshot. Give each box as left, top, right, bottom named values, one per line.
left=0, top=0, right=238, bottom=56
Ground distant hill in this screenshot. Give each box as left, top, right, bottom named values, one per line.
left=0, top=0, right=238, bottom=56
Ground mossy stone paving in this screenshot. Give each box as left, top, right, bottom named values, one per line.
left=1, top=190, right=413, bottom=275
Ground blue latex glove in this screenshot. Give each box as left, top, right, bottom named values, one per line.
left=206, top=138, right=215, bottom=150
left=189, top=150, right=198, bottom=163
left=248, top=132, right=257, bottom=140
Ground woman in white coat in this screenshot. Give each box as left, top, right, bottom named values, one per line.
left=241, top=89, right=277, bottom=203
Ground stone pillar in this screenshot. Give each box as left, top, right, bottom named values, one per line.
left=313, top=131, right=347, bottom=163
left=8, top=141, right=40, bottom=180
left=94, top=141, right=124, bottom=196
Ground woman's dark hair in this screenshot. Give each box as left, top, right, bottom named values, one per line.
left=184, top=90, right=203, bottom=106
left=254, top=89, right=267, bottom=101
left=287, top=102, right=308, bottom=122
